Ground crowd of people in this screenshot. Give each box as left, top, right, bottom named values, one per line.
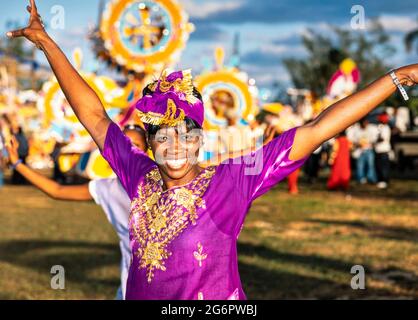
left=215, top=102, right=414, bottom=195
left=0, top=102, right=414, bottom=194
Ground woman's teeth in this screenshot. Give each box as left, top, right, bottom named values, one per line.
left=166, top=158, right=187, bottom=169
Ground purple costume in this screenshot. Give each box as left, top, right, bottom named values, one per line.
left=102, top=122, right=308, bottom=300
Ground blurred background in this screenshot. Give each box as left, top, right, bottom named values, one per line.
left=0, top=0, right=417, bottom=299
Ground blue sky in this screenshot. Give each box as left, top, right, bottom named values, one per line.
left=1, top=0, right=417, bottom=88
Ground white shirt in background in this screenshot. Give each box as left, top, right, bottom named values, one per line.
left=88, top=178, right=131, bottom=300
left=347, top=123, right=379, bottom=150
left=375, top=124, right=392, bottom=154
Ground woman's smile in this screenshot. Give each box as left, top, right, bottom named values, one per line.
left=165, top=158, right=188, bottom=170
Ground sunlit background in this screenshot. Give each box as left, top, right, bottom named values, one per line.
left=0, top=0, right=417, bottom=300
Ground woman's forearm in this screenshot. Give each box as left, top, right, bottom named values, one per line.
left=311, top=71, right=396, bottom=143
left=38, top=34, right=110, bottom=149
left=312, top=64, right=417, bottom=142
left=15, top=162, right=92, bottom=201
left=7, top=1, right=111, bottom=149
left=290, top=64, right=417, bottom=161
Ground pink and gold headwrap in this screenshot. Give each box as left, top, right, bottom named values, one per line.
left=135, top=70, right=204, bottom=129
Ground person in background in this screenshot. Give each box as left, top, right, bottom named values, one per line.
left=394, top=106, right=411, bottom=133
left=6, top=124, right=147, bottom=300
left=4, top=115, right=29, bottom=184
left=304, top=145, right=322, bottom=184
left=348, top=118, right=378, bottom=184
left=50, top=139, right=67, bottom=184
left=287, top=168, right=301, bottom=195
left=375, top=112, right=392, bottom=189
left=222, top=108, right=255, bottom=157
left=327, top=131, right=352, bottom=192
left=0, top=128, right=5, bottom=188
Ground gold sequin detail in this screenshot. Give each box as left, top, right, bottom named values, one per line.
left=157, top=69, right=198, bottom=105
left=130, top=166, right=216, bottom=283
left=136, top=98, right=185, bottom=127
left=140, top=70, right=198, bottom=127
left=193, top=242, right=207, bottom=267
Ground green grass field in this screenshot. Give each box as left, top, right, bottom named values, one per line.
left=0, top=175, right=417, bottom=300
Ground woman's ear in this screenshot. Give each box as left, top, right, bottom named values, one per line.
left=145, top=133, right=152, bottom=150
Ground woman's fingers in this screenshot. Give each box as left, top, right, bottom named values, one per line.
left=7, top=2, right=40, bottom=39
left=266, top=125, right=275, bottom=138
left=6, top=28, right=26, bottom=38
left=27, top=5, right=42, bottom=21
left=263, top=125, right=275, bottom=144
left=30, top=0, right=38, bottom=13
left=11, top=136, right=19, bottom=149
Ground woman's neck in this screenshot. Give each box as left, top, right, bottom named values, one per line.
left=160, top=165, right=204, bottom=191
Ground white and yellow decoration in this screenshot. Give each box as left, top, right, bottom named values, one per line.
left=100, top=0, right=194, bottom=74
left=195, top=47, right=258, bottom=130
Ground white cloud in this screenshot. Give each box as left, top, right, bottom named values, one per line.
left=261, top=44, right=304, bottom=55
left=242, top=63, right=291, bottom=87
left=50, top=26, right=88, bottom=48
left=373, top=15, right=418, bottom=32
left=181, top=0, right=243, bottom=19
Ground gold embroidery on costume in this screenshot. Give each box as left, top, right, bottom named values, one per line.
left=136, top=98, right=186, bottom=127
left=156, top=69, right=198, bottom=105
left=130, top=166, right=216, bottom=283
left=193, top=242, right=207, bottom=267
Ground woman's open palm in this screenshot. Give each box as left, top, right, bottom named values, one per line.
left=6, top=0, right=47, bottom=48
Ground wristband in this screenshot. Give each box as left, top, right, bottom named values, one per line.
left=10, top=159, right=23, bottom=170
left=389, top=70, right=409, bottom=101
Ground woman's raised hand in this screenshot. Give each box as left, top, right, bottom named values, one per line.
left=263, top=124, right=276, bottom=146
left=5, top=0, right=110, bottom=151
left=396, top=63, right=418, bottom=87
left=5, top=137, right=20, bottom=165
left=6, top=0, right=48, bottom=49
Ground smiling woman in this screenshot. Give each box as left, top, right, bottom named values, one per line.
left=135, top=72, right=206, bottom=187
left=6, top=0, right=418, bottom=300
left=97, top=68, right=310, bottom=300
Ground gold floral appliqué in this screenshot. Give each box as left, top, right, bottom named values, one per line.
left=130, top=166, right=216, bottom=283
left=193, top=242, right=208, bottom=267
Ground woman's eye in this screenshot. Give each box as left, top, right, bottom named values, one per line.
left=181, top=134, right=193, bottom=142
left=157, top=136, right=168, bottom=143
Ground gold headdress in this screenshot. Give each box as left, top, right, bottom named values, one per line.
left=136, top=69, right=204, bottom=128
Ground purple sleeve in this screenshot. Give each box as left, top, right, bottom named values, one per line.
left=223, top=126, right=309, bottom=203
left=101, top=122, right=156, bottom=199
left=215, top=126, right=309, bottom=236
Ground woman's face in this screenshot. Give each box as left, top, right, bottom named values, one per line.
left=149, top=122, right=203, bottom=181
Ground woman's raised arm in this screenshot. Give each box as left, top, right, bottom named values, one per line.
left=289, top=64, right=418, bottom=161
left=7, top=0, right=111, bottom=150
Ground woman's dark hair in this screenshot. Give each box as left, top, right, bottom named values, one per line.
left=142, top=81, right=203, bottom=136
